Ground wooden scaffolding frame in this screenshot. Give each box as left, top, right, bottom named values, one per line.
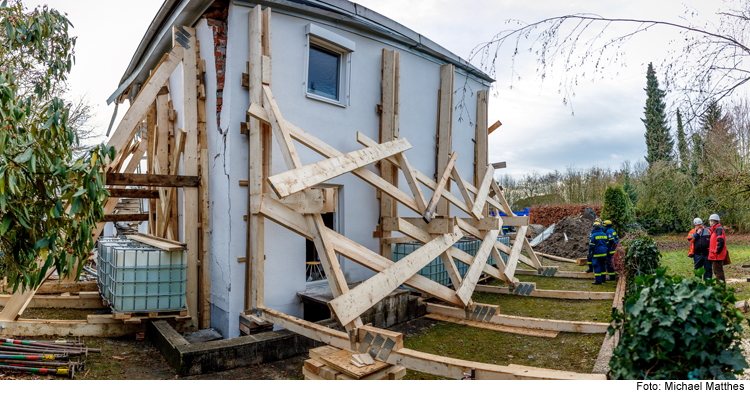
left=240, top=6, right=605, bottom=380
left=0, top=26, right=210, bottom=335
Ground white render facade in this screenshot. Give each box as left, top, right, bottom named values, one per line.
left=111, top=0, right=493, bottom=338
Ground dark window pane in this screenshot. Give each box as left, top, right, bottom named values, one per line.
left=308, top=44, right=340, bottom=100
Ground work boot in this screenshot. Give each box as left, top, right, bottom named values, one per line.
left=591, top=281, right=602, bottom=285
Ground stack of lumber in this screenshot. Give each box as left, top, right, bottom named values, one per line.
left=303, top=345, right=405, bottom=380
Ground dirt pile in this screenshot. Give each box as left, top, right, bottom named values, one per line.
left=536, top=214, right=595, bottom=259
left=529, top=205, right=602, bottom=227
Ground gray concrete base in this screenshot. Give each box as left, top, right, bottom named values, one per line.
left=148, top=319, right=337, bottom=376
left=149, top=291, right=425, bottom=376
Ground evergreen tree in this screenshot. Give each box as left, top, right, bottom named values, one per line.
left=642, top=63, right=673, bottom=165
left=701, top=101, right=724, bottom=132
left=690, top=133, right=701, bottom=183
left=676, top=109, right=689, bottom=172
left=601, top=185, right=635, bottom=232
left=622, top=163, right=638, bottom=205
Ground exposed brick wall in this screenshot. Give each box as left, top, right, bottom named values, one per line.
left=207, top=18, right=227, bottom=127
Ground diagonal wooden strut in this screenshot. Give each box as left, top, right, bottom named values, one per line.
left=267, top=137, right=412, bottom=199
left=327, top=225, right=463, bottom=327
left=423, top=151, right=457, bottom=223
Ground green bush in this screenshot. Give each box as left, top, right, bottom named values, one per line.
left=601, top=185, right=635, bottom=232
left=609, top=269, right=748, bottom=379
left=622, top=235, right=661, bottom=298
left=635, top=161, right=697, bottom=233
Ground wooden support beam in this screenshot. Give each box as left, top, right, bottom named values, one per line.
left=128, top=233, right=186, bottom=251
left=355, top=132, right=477, bottom=218
left=279, top=188, right=337, bottom=214
left=247, top=104, right=422, bottom=214
left=246, top=5, right=267, bottom=312
left=174, top=25, right=200, bottom=329
left=104, top=214, right=150, bottom=222
left=455, top=229, right=499, bottom=305
left=470, top=164, right=494, bottom=218
left=0, top=294, right=105, bottom=309
left=106, top=188, right=160, bottom=199
left=157, top=129, right=187, bottom=239
left=425, top=314, right=558, bottom=338
left=475, top=284, right=615, bottom=300
left=306, top=213, right=363, bottom=331
left=488, top=120, right=502, bottom=135
left=451, top=166, right=474, bottom=210
left=436, top=64, right=454, bottom=216
left=423, top=151, right=457, bottom=223
left=259, top=195, right=463, bottom=306
left=328, top=226, right=463, bottom=326
left=106, top=173, right=199, bottom=188
left=390, top=217, right=508, bottom=288
left=455, top=218, right=535, bottom=271
left=502, top=225, right=527, bottom=281
left=514, top=268, right=593, bottom=279
left=263, top=84, right=302, bottom=170
left=106, top=45, right=184, bottom=167
left=0, top=319, right=154, bottom=337
left=29, top=281, right=98, bottom=294
left=0, top=264, right=55, bottom=321
left=395, top=153, right=427, bottom=214
left=425, top=303, right=609, bottom=334
left=475, top=90, right=488, bottom=188
left=379, top=49, right=399, bottom=261
left=258, top=307, right=350, bottom=350
left=267, top=137, right=411, bottom=199
left=381, top=217, right=455, bottom=235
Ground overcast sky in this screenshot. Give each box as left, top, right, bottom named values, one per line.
left=39, top=0, right=724, bottom=177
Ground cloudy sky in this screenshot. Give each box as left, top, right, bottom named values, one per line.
left=39, top=0, right=724, bottom=177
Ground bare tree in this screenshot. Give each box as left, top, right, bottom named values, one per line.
left=464, top=1, right=750, bottom=124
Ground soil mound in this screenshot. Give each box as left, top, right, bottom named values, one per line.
left=537, top=215, right=595, bottom=259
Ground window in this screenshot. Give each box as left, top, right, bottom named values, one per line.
left=305, top=24, right=354, bottom=106
left=308, top=45, right=341, bottom=100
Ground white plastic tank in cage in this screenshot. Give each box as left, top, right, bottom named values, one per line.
left=97, top=237, right=187, bottom=313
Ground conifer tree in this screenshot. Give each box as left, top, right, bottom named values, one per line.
left=601, top=185, right=635, bottom=232
left=676, top=109, right=689, bottom=172
left=642, top=63, right=673, bottom=165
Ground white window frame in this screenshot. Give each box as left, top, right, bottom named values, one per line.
left=304, top=23, right=354, bottom=107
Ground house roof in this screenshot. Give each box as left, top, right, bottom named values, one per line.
left=108, top=0, right=494, bottom=105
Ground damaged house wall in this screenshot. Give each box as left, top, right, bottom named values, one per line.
left=111, top=0, right=492, bottom=339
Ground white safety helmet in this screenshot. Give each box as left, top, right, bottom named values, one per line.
left=709, top=214, right=720, bottom=222
left=693, top=218, right=703, bottom=225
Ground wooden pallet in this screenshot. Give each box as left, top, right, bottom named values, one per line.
left=93, top=310, right=190, bottom=324
left=303, top=346, right=406, bottom=380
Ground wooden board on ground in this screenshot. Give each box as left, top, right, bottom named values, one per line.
left=475, top=284, right=615, bottom=300
left=424, top=314, right=559, bottom=338
left=320, top=348, right=389, bottom=379
left=536, top=252, right=578, bottom=264
left=514, top=268, right=594, bottom=279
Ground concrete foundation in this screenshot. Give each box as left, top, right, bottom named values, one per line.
left=149, top=289, right=425, bottom=376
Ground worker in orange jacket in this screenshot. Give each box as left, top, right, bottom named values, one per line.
left=708, top=214, right=728, bottom=282
left=686, top=218, right=701, bottom=258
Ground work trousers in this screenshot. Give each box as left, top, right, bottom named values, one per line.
left=694, top=254, right=713, bottom=280
left=711, top=260, right=726, bottom=282
left=592, top=256, right=607, bottom=283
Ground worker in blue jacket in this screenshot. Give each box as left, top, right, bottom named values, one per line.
left=603, top=220, right=619, bottom=281
left=588, top=221, right=609, bottom=284
left=585, top=219, right=602, bottom=273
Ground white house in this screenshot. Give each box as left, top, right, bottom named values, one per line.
left=108, top=0, right=494, bottom=338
